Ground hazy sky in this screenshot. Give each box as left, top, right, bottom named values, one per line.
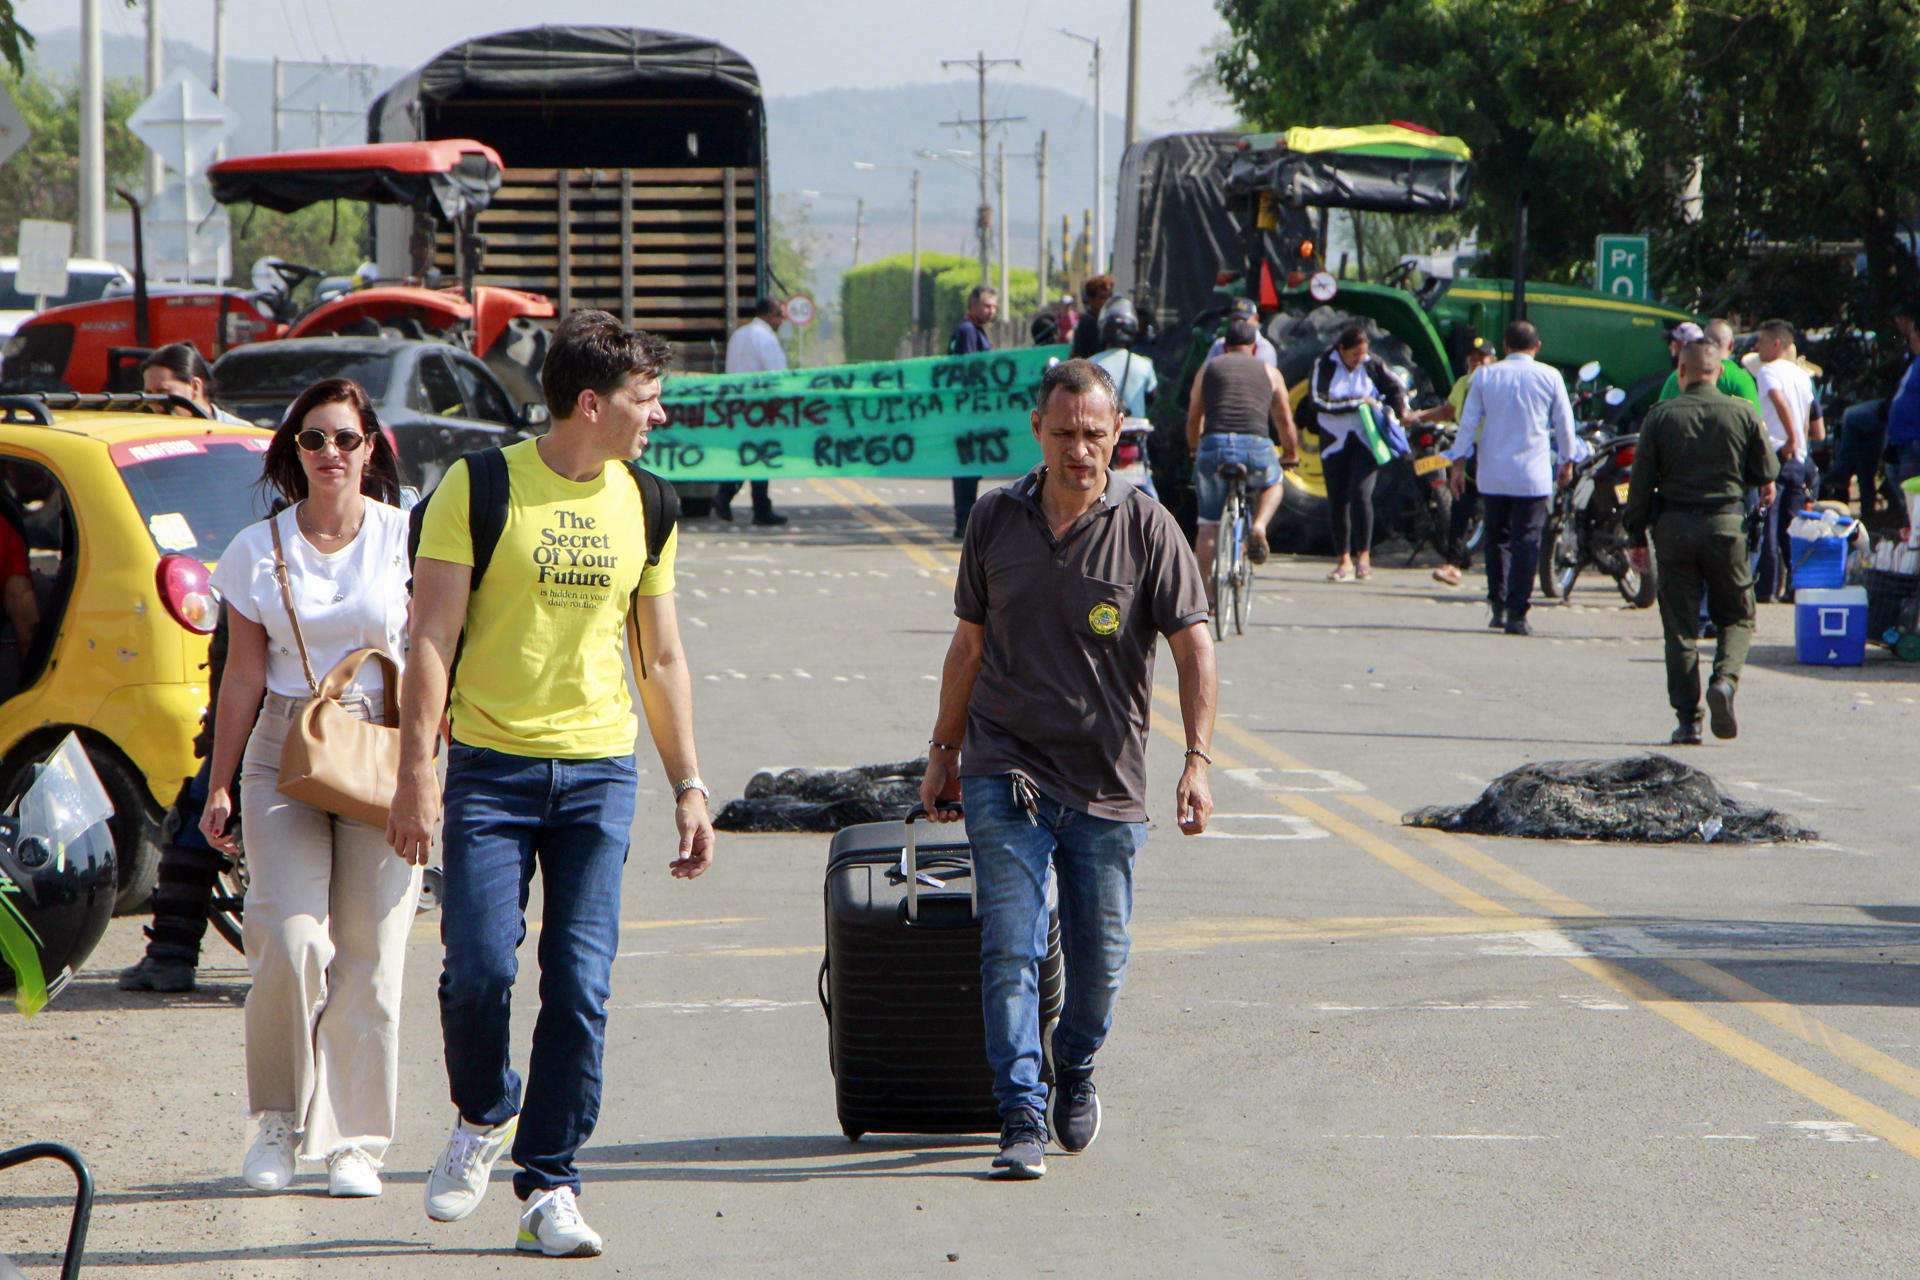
left=16, top=0, right=1236, bottom=134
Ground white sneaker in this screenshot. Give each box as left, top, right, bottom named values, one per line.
left=327, top=1146, right=382, bottom=1198
left=423, top=1113, right=518, bottom=1222
left=241, top=1112, right=297, bottom=1191
left=517, top=1186, right=603, bottom=1258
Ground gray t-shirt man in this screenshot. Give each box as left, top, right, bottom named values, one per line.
left=953, top=466, right=1209, bottom=821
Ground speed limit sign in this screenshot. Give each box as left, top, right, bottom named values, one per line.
left=785, top=294, right=816, bottom=326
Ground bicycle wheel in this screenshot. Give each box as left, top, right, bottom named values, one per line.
left=207, top=849, right=247, bottom=954
left=1232, top=501, right=1253, bottom=635
left=1212, top=491, right=1241, bottom=641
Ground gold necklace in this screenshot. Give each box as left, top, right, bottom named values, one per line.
left=297, top=500, right=362, bottom=542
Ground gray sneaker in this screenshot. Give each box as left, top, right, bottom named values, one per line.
left=990, top=1108, right=1047, bottom=1180
left=424, top=1114, right=518, bottom=1222
left=1048, top=1077, right=1102, bottom=1154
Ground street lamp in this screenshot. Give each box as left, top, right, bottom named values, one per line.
left=853, top=161, right=923, bottom=333
left=1059, top=28, right=1105, bottom=276
left=797, top=188, right=867, bottom=266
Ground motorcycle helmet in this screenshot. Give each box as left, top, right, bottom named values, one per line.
left=1098, top=295, right=1140, bottom=349
left=0, top=743, right=117, bottom=1015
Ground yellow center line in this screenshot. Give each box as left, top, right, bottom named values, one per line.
left=840, top=472, right=1920, bottom=1156
left=806, top=477, right=956, bottom=576
left=1148, top=713, right=1920, bottom=1158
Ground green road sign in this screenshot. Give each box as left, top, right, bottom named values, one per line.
left=1596, top=234, right=1649, bottom=300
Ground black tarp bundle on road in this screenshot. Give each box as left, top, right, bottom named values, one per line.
left=715, top=760, right=928, bottom=833
left=1403, top=755, right=1817, bottom=845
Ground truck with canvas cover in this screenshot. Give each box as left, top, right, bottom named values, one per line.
left=369, top=26, right=770, bottom=372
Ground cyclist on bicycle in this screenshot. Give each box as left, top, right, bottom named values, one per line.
left=1185, top=317, right=1300, bottom=600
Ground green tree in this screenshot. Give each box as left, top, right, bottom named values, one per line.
left=225, top=201, right=369, bottom=285
left=0, top=64, right=144, bottom=249
left=1212, top=0, right=1920, bottom=354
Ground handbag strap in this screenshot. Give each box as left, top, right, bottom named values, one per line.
left=313, top=648, right=403, bottom=728
left=268, top=513, right=320, bottom=696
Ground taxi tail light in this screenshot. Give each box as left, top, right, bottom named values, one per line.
left=156, top=554, right=217, bottom=634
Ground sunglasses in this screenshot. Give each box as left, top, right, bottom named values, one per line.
left=295, top=428, right=367, bottom=453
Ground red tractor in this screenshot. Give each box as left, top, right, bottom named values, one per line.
left=1, top=140, right=552, bottom=397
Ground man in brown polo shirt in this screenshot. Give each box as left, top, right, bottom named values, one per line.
left=920, top=358, right=1218, bottom=1181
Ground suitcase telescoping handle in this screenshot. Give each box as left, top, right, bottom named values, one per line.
left=903, top=801, right=975, bottom=923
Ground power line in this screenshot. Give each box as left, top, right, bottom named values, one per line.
left=940, top=52, right=1024, bottom=286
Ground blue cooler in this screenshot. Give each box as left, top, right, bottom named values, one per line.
left=1795, top=587, right=1868, bottom=666
left=1788, top=515, right=1855, bottom=590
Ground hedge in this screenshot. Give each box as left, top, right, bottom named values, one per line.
left=840, top=252, right=1044, bottom=360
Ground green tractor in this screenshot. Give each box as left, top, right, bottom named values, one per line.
left=1166, top=124, right=1698, bottom=553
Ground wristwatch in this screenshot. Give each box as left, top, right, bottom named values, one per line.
left=673, top=777, right=710, bottom=802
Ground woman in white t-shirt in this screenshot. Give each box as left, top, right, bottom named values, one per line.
left=203, top=377, right=417, bottom=1199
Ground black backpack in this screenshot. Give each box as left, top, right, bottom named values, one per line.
left=406, top=446, right=681, bottom=676
left=408, top=446, right=678, bottom=582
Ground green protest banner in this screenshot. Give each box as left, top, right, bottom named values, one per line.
left=648, top=346, right=1066, bottom=480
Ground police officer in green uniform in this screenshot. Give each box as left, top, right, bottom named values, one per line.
left=1623, top=340, right=1780, bottom=744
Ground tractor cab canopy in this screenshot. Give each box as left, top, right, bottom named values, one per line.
left=1227, top=124, right=1473, bottom=214
left=208, top=140, right=505, bottom=223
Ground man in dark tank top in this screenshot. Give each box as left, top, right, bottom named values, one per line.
left=1185, top=319, right=1299, bottom=596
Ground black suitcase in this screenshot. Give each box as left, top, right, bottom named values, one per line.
left=820, top=805, right=1064, bottom=1140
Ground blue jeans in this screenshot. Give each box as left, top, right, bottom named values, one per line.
left=437, top=744, right=637, bottom=1199
left=963, top=774, right=1147, bottom=1119
left=1193, top=433, right=1280, bottom=524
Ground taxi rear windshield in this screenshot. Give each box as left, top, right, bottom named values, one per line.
left=114, top=436, right=272, bottom=560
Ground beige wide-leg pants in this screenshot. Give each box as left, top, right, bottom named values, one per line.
left=239, top=692, right=419, bottom=1163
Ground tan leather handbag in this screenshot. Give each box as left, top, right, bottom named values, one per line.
left=269, top=516, right=403, bottom=828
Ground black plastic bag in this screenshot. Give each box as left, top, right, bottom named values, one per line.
left=1403, top=754, right=1816, bottom=845
left=716, top=760, right=928, bottom=833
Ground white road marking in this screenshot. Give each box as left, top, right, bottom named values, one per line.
left=1774, top=1120, right=1879, bottom=1143
left=606, top=998, right=805, bottom=1014
left=1194, top=813, right=1330, bottom=841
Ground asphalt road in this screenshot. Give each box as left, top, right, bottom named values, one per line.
left=4, top=476, right=1918, bottom=1278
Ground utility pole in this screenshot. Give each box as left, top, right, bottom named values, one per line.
left=79, top=0, right=105, bottom=258
left=272, top=58, right=283, bottom=151
left=212, top=0, right=228, bottom=161
left=941, top=51, right=1024, bottom=285
left=145, top=0, right=164, bottom=200
left=852, top=196, right=865, bottom=266
left=1059, top=30, right=1105, bottom=275
left=1036, top=130, right=1049, bottom=302
left=1124, top=0, right=1142, bottom=148
left=910, top=168, right=922, bottom=335
left=996, top=140, right=1009, bottom=322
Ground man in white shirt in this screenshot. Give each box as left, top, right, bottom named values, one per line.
left=1751, top=318, right=1824, bottom=601
left=715, top=298, right=790, bottom=526
left=1445, top=320, right=1587, bottom=635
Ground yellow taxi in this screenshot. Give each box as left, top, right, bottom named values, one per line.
left=0, top=393, right=270, bottom=912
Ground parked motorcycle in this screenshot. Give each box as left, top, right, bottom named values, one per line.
left=1404, top=417, right=1480, bottom=564
left=1540, top=365, right=1657, bottom=607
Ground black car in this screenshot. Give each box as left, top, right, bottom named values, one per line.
left=211, top=337, right=546, bottom=489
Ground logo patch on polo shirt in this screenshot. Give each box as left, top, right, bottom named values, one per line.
left=1088, top=601, right=1121, bottom=636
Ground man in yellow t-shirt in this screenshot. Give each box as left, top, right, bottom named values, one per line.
left=389, top=310, right=713, bottom=1259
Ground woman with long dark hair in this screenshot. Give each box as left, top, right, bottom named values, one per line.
left=139, top=343, right=249, bottom=424
left=1312, top=326, right=1409, bottom=581
left=203, top=378, right=414, bottom=1198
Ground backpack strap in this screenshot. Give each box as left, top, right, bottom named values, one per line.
left=407, top=446, right=509, bottom=590
left=624, top=461, right=679, bottom=568
left=467, top=446, right=509, bottom=585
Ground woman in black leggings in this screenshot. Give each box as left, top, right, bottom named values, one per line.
left=1311, top=328, right=1408, bottom=580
